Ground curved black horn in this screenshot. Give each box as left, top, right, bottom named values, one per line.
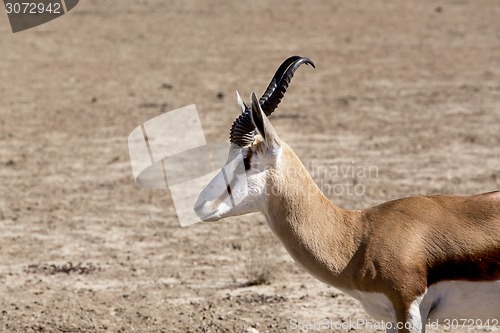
left=230, top=56, right=315, bottom=147
left=259, top=56, right=315, bottom=116
left=258, top=56, right=303, bottom=110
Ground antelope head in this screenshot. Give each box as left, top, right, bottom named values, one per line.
left=194, top=56, right=315, bottom=222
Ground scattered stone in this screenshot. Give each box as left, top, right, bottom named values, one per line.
left=24, top=262, right=100, bottom=275
left=233, top=293, right=287, bottom=305
left=138, top=102, right=159, bottom=108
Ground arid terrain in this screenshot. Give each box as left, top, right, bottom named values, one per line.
left=0, top=1, right=499, bottom=332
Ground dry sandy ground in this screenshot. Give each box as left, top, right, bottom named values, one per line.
left=0, top=0, right=499, bottom=332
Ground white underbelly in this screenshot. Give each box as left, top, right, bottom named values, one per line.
left=345, top=289, right=396, bottom=322
left=345, top=280, right=500, bottom=324
left=424, top=280, right=500, bottom=321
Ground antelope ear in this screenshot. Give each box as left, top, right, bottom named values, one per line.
left=250, top=92, right=280, bottom=148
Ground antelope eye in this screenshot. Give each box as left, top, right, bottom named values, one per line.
left=243, top=156, right=251, bottom=170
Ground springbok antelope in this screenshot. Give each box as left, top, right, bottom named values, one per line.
left=194, top=56, right=500, bottom=332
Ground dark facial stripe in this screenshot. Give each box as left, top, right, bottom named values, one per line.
left=216, top=149, right=255, bottom=208
left=221, top=168, right=235, bottom=208
left=427, top=246, right=500, bottom=285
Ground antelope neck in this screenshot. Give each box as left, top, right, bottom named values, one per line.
left=263, top=146, right=363, bottom=287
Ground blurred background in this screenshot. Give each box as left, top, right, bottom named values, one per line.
left=0, top=1, right=499, bottom=332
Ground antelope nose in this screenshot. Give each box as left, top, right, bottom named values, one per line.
left=194, top=200, right=205, bottom=212
left=193, top=195, right=207, bottom=213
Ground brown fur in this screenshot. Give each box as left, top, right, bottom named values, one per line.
left=263, top=142, right=499, bottom=330
left=231, top=97, right=500, bottom=331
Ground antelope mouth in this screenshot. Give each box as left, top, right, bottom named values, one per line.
left=193, top=201, right=221, bottom=222
left=196, top=211, right=221, bottom=222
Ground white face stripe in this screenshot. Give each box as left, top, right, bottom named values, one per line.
left=194, top=142, right=277, bottom=221
left=221, top=166, right=236, bottom=207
